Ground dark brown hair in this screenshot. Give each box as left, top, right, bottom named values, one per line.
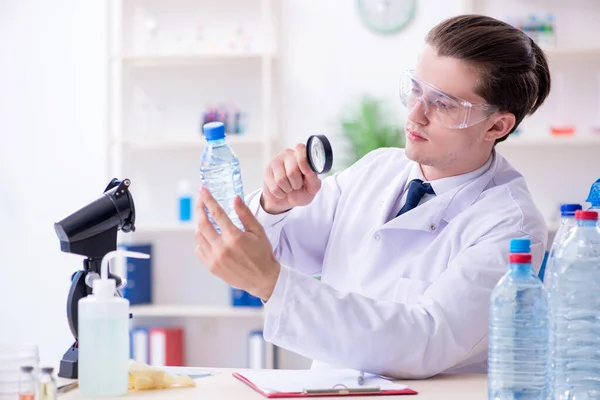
left=425, top=14, right=551, bottom=143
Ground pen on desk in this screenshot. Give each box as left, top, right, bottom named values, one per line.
left=357, top=371, right=365, bottom=386
left=57, top=381, right=78, bottom=395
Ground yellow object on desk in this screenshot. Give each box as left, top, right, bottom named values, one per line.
left=127, top=360, right=196, bottom=391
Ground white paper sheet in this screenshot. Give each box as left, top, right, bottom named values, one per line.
left=237, top=369, right=407, bottom=394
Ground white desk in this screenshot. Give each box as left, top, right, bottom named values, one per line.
left=59, top=368, right=487, bottom=399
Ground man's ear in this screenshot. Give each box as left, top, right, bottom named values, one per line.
left=484, top=112, right=516, bottom=142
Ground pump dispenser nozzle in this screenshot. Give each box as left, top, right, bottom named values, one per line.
left=93, top=250, right=150, bottom=299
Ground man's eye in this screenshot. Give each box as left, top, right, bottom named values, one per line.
left=434, top=100, right=455, bottom=110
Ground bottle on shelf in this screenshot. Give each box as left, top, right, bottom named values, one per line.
left=537, top=13, right=556, bottom=50
left=488, top=238, right=548, bottom=400
left=593, top=72, right=600, bottom=135
left=177, top=179, right=193, bottom=223
left=548, top=210, right=600, bottom=398
left=200, top=121, right=245, bottom=233
left=550, top=72, right=576, bottom=136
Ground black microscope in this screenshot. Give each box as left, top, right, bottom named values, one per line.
left=54, top=178, right=137, bottom=379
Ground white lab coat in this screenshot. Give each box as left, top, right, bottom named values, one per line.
left=246, top=147, right=548, bottom=379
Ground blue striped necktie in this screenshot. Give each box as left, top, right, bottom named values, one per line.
left=396, top=179, right=435, bottom=217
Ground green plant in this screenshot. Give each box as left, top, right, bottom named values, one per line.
left=340, top=96, right=405, bottom=168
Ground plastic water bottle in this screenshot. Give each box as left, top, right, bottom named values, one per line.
left=544, top=204, right=581, bottom=398
left=200, top=121, right=244, bottom=232
left=548, top=210, right=600, bottom=399
left=488, top=238, right=549, bottom=400
left=543, top=204, right=582, bottom=285
left=586, top=178, right=600, bottom=218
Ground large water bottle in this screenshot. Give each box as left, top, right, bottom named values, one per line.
left=544, top=204, right=581, bottom=399
left=488, top=238, right=549, bottom=400
left=543, top=204, right=582, bottom=285
left=200, top=121, right=244, bottom=232
left=548, top=210, right=600, bottom=399
left=586, top=178, right=600, bottom=217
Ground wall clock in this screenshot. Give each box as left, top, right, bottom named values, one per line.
left=356, top=0, right=416, bottom=34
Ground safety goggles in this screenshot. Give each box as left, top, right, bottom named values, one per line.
left=399, top=70, right=499, bottom=129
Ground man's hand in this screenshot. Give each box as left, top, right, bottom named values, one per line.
left=194, top=187, right=281, bottom=300
left=261, top=143, right=322, bottom=215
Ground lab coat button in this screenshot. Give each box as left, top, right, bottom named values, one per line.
left=430, top=223, right=437, bottom=232
left=374, top=233, right=381, bottom=241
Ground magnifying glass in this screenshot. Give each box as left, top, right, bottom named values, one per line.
left=306, top=134, right=333, bottom=174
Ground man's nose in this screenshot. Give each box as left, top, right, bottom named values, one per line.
left=407, top=97, right=429, bottom=126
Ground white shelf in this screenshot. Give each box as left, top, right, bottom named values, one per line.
left=117, top=52, right=273, bottom=68
left=545, top=47, right=600, bottom=57
left=498, top=135, right=600, bottom=148
left=130, top=304, right=264, bottom=318
left=119, top=135, right=267, bottom=151
left=134, top=223, right=195, bottom=234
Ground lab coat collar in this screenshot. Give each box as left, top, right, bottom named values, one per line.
left=380, top=150, right=499, bottom=232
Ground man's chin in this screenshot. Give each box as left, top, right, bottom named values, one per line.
left=403, top=144, right=419, bottom=162
left=404, top=145, right=435, bottom=167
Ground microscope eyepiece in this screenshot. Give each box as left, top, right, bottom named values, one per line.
left=54, top=178, right=136, bottom=259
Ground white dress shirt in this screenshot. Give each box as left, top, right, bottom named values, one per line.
left=389, top=154, right=494, bottom=219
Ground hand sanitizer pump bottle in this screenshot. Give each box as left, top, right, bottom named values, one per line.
left=78, top=250, right=150, bottom=397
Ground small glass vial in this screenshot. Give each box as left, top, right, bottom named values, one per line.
left=19, top=366, right=36, bottom=400
left=38, top=367, right=56, bottom=400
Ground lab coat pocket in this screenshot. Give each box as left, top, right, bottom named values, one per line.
left=393, top=277, right=431, bottom=304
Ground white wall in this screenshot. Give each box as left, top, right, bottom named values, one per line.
left=0, top=0, right=107, bottom=364
left=278, top=0, right=468, bottom=150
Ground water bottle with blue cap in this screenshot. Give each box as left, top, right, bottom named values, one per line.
left=542, top=204, right=582, bottom=285
left=586, top=178, right=600, bottom=218
left=509, top=237, right=531, bottom=254
left=488, top=238, right=549, bottom=400
left=200, top=121, right=245, bottom=232
left=548, top=210, right=600, bottom=398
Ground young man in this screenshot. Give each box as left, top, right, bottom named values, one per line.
left=194, top=14, right=551, bottom=378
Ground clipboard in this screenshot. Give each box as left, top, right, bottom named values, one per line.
left=233, top=369, right=418, bottom=398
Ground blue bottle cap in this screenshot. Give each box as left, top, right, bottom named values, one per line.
left=586, top=178, right=600, bottom=207
left=509, top=238, right=530, bottom=253
left=202, top=121, right=226, bottom=140
left=560, top=203, right=582, bottom=217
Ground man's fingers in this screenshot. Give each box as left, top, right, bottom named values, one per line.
left=272, top=157, right=293, bottom=194
left=284, top=155, right=303, bottom=191
left=234, top=196, right=265, bottom=235
left=294, top=143, right=314, bottom=176
left=199, top=187, right=237, bottom=235
left=194, top=233, right=212, bottom=265
left=304, top=173, right=322, bottom=196
left=264, top=167, right=286, bottom=199
left=294, top=143, right=321, bottom=195
left=195, top=195, right=221, bottom=243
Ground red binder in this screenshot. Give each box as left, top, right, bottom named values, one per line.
left=148, top=327, right=184, bottom=367
left=233, top=370, right=418, bottom=398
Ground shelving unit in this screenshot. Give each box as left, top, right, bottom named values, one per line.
left=118, top=135, right=269, bottom=151
left=545, top=46, right=600, bottom=57
left=464, top=0, right=600, bottom=232
left=131, top=304, right=264, bottom=318
left=498, top=134, right=600, bottom=148
left=106, top=0, right=281, bottom=369
left=118, top=52, right=271, bottom=67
